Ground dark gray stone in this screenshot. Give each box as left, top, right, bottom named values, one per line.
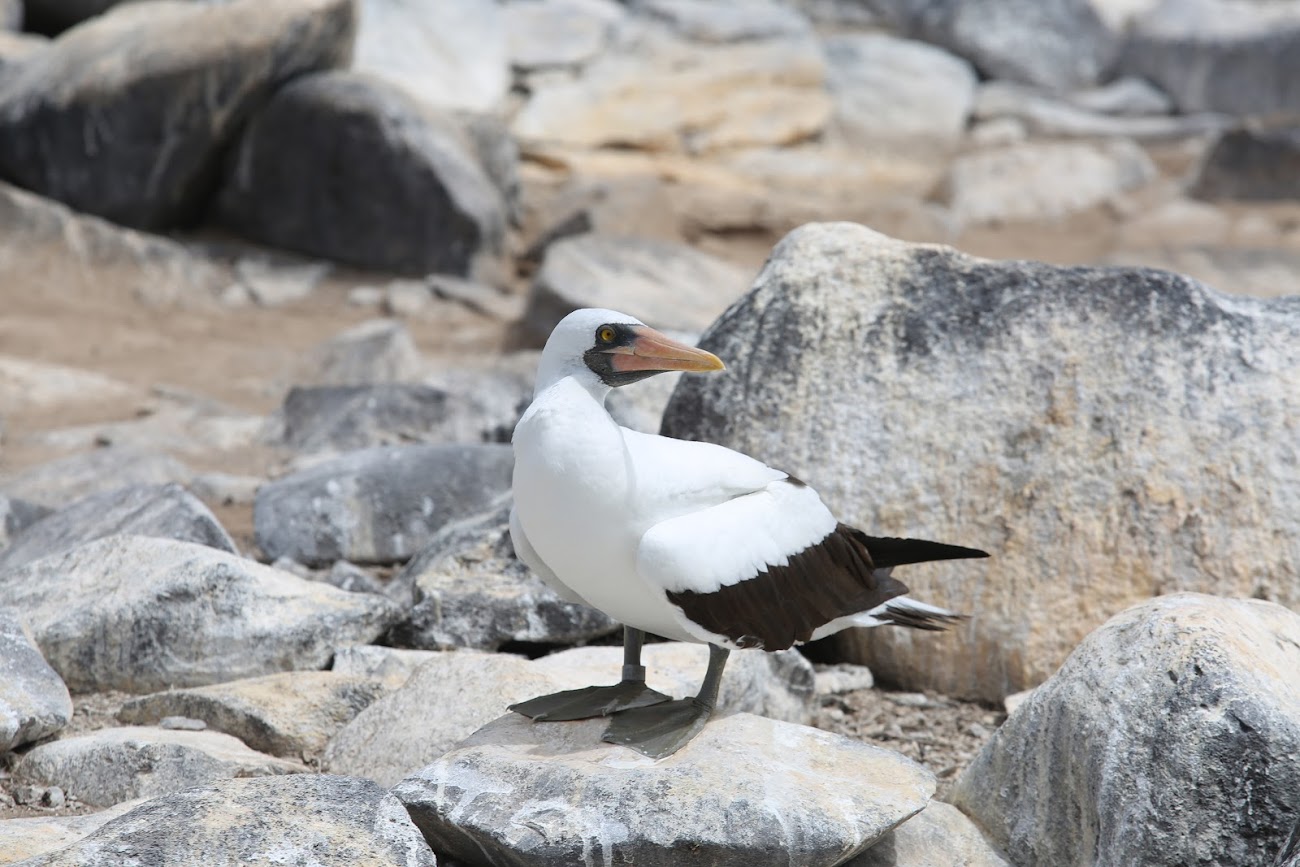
left=387, top=497, right=618, bottom=649
left=0, top=483, right=236, bottom=573
left=22, top=0, right=121, bottom=34
left=393, top=712, right=934, bottom=867
left=1119, top=1, right=1300, bottom=116
left=0, top=495, right=52, bottom=550
left=0, top=606, right=72, bottom=752
left=632, top=0, right=812, bottom=42
left=887, top=0, right=1117, bottom=90
left=0, top=0, right=355, bottom=229
left=254, top=443, right=514, bottom=566
left=14, top=775, right=436, bottom=866
left=952, top=594, right=1300, bottom=867
left=661, top=222, right=1300, bottom=702
left=217, top=70, right=507, bottom=276
left=1191, top=123, right=1300, bottom=202
left=273, top=383, right=509, bottom=454
left=0, top=534, right=400, bottom=692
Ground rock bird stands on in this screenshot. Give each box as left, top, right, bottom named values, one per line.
left=509, top=308, right=988, bottom=758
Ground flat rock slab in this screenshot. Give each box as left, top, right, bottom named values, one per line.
left=254, top=443, right=513, bottom=566
left=0, top=534, right=399, bottom=692
left=0, top=607, right=71, bottom=752
left=14, top=775, right=436, bottom=866
left=0, top=482, right=235, bottom=573
left=0, top=447, right=192, bottom=509
left=116, top=670, right=391, bottom=761
left=395, top=711, right=934, bottom=867
left=14, top=726, right=304, bottom=808
left=662, top=221, right=1300, bottom=702
left=952, top=593, right=1300, bottom=867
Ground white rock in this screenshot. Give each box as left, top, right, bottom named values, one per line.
left=1121, top=198, right=1232, bottom=246
left=353, top=0, right=509, bottom=113
left=0, top=447, right=193, bottom=509
left=330, top=644, right=440, bottom=686
left=824, top=33, right=976, bottom=153
left=14, top=726, right=305, bottom=808
left=0, top=799, right=147, bottom=864
left=233, top=257, right=330, bottom=307
left=633, top=0, right=812, bottom=42
left=0, top=608, right=71, bottom=753
left=305, top=318, right=424, bottom=386
left=945, top=139, right=1156, bottom=223
left=814, top=662, right=875, bottom=695
left=505, top=0, right=620, bottom=70
left=394, top=712, right=934, bottom=866
left=953, top=594, right=1300, bottom=866
left=0, top=356, right=136, bottom=415
left=847, top=801, right=1011, bottom=866
left=0, top=534, right=399, bottom=692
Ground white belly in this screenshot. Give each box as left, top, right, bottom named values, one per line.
left=512, top=392, right=701, bottom=643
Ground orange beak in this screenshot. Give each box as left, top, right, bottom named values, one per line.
left=602, top=325, right=726, bottom=374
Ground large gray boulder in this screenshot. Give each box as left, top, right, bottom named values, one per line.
left=951, top=594, right=1300, bottom=867
left=0, top=534, right=400, bottom=692
left=394, top=712, right=934, bottom=867
left=14, top=726, right=305, bottom=808
left=0, top=0, right=355, bottom=229
left=1119, top=0, right=1300, bottom=116
left=662, top=222, right=1300, bottom=701
left=0, top=446, right=192, bottom=508
left=388, top=497, right=619, bottom=650
left=217, top=70, right=508, bottom=277
left=117, top=671, right=391, bottom=761
left=0, top=607, right=72, bottom=753
left=0, top=482, right=236, bottom=573
left=14, top=775, right=436, bottom=866
left=889, top=0, right=1117, bottom=91
left=254, top=443, right=514, bottom=566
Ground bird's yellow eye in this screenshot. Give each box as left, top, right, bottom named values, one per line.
left=598, top=326, right=616, bottom=343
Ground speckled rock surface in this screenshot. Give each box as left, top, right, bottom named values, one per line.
left=846, top=802, right=1010, bottom=866
left=117, top=671, right=391, bottom=761
left=394, top=711, right=934, bottom=867
left=0, top=534, right=399, bottom=692
left=254, top=443, right=513, bottom=566
left=14, top=726, right=305, bottom=808
left=951, top=594, right=1300, bottom=867
left=663, top=222, right=1300, bottom=701
left=0, top=607, right=71, bottom=752
left=0, top=799, right=147, bottom=865
left=14, top=775, right=436, bottom=866
left=0, top=483, right=235, bottom=573
left=388, top=498, right=617, bottom=650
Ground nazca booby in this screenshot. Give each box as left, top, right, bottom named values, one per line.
left=509, top=308, right=988, bottom=757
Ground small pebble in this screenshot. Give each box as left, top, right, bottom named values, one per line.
left=160, top=716, right=208, bottom=731
left=887, top=692, right=932, bottom=707
left=13, top=784, right=42, bottom=806
left=43, top=786, right=65, bottom=809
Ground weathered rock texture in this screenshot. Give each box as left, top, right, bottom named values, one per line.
left=389, top=498, right=618, bottom=649
left=662, top=222, right=1300, bottom=700
left=951, top=594, right=1300, bottom=867
left=0, top=534, right=399, bottom=692
left=847, top=802, right=1011, bottom=866
left=14, top=775, right=436, bottom=866
left=394, top=712, right=934, bottom=867
left=254, top=443, right=514, bottom=566
left=0, top=798, right=146, bottom=865
left=14, top=726, right=305, bottom=808
left=117, top=671, right=390, bottom=760
left=217, top=70, right=507, bottom=276
left=0, top=0, right=355, bottom=229
left=0, top=482, right=235, bottom=573
left=0, top=607, right=72, bottom=752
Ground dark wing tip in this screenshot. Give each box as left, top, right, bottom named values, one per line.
left=880, top=603, right=966, bottom=631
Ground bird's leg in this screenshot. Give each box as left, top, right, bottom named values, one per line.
left=507, top=626, right=673, bottom=722
left=602, top=643, right=730, bottom=759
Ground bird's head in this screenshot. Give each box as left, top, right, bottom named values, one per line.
left=535, top=308, right=725, bottom=396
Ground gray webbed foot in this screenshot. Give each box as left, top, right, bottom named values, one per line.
left=508, top=681, right=672, bottom=722
left=601, top=697, right=714, bottom=759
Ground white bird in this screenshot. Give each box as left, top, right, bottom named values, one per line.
left=509, top=308, right=987, bottom=757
